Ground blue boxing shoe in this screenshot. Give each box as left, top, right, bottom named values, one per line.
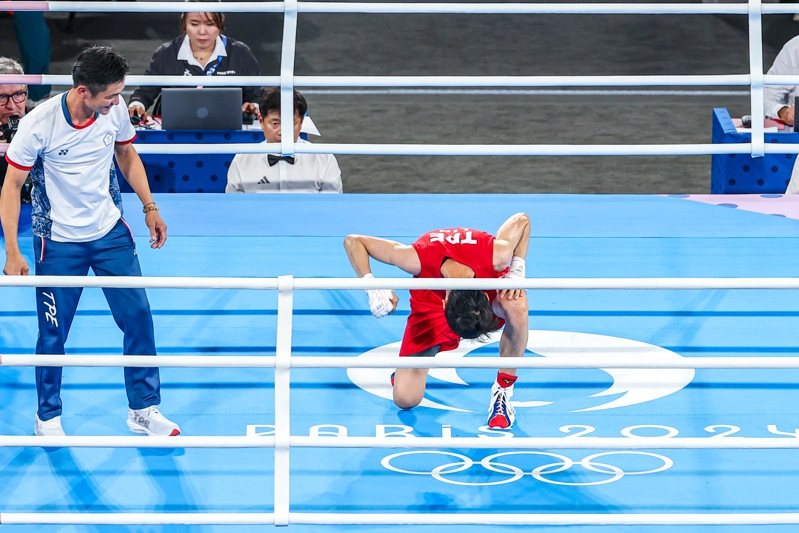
left=487, top=381, right=516, bottom=429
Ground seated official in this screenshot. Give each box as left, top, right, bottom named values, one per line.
left=765, top=35, right=799, bottom=125
left=128, top=0, right=260, bottom=122
left=226, top=88, right=343, bottom=194
left=0, top=56, right=32, bottom=203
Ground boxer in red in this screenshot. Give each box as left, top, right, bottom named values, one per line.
left=344, top=212, right=530, bottom=429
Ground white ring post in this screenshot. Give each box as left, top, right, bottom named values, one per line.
left=748, top=0, right=765, bottom=157
left=274, top=275, right=294, bottom=527
left=280, top=0, right=299, bottom=158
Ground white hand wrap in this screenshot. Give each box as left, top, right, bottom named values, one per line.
left=506, top=256, right=526, bottom=279
left=363, top=273, right=394, bottom=318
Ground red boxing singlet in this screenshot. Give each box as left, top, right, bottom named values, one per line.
left=399, top=228, right=508, bottom=356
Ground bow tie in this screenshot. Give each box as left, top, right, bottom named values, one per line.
left=267, top=154, right=295, bottom=166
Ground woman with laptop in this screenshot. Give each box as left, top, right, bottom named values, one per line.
left=127, top=0, right=260, bottom=124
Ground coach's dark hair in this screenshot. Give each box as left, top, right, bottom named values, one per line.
left=72, top=46, right=129, bottom=95
left=258, top=87, right=308, bottom=120
left=444, top=290, right=501, bottom=340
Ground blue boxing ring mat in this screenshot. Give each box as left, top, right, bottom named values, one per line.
left=2, top=193, right=799, bottom=531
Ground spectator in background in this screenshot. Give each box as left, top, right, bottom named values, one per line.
left=0, top=57, right=26, bottom=142
left=0, top=57, right=32, bottom=202
left=128, top=0, right=260, bottom=122
left=10, top=7, right=51, bottom=102
left=226, top=88, right=343, bottom=193
left=765, top=35, right=799, bottom=125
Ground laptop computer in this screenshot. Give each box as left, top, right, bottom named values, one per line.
left=160, top=87, right=243, bottom=131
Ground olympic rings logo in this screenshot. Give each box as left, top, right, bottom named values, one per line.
left=380, top=450, right=673, bottom=487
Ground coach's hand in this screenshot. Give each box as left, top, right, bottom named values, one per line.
left=145, top=210, right=168, bottom=249
left=3, top=253, right=29, bottom=276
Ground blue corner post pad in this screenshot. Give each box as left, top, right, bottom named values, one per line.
left=711, top=107, right=797, bottom=194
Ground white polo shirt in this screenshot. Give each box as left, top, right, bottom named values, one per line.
left=225, top=139, right=343, bottom=194
left=6, top=91, right=136, bottom=242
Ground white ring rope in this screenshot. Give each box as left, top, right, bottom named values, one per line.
left=4, top=354, right=799, bottom=369
left=0, top=141, right=769, bottom=157
left=2, top=274, right=799, bottom=290
left=0, top=74, right=760, bottom=87
left=2, top=436, right=799, bottom=450
left=1, top=512, right=798, bottom=526
left=133, top=142, right=760, bottom=156
left=1, top=140, right=776, bottom=157
left=1, top=2, right=760, bottom=15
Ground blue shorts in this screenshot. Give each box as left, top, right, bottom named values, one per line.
left=33, top=220, right=161, bottom=419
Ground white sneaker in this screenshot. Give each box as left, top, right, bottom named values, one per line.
left=487, top=382, right=516, bottom=429
left=127, top=406, right=181, bottom=436
left=34, top=414, right=65, bottom=436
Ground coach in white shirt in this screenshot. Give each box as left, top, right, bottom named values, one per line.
left=1, top=46, right=180, bottom=438
left=226, top=88, right=342, bottom=193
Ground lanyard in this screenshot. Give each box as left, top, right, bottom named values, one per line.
left=204, top=35, right=228, bottom=76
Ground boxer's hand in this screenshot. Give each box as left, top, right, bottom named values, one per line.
left=363, top=274, right=399, bottom=317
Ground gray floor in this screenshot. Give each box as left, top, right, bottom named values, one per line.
left=2, top=4, right=797, bottom=193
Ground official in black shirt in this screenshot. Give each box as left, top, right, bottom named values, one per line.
left=128, top=1, right=261, bottom=122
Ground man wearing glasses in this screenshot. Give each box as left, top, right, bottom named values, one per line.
left=0, top=57, right=27, bottom=142
left=0, top=57, right=31, bottom=202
